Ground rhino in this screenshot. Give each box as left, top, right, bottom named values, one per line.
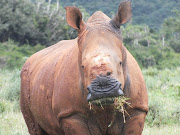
left=20, top=0, right=148, bottom=134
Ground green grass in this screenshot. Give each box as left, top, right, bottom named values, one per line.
left=0, top=67, right=179, bottom=134
left=0, top=69, right=21, bottom=102
left=0, top=111, right=179, bottom=135
left=143, top=68, right=180, bottom=126
left=143, top=125, right=180, bottom=135
left=0, top=40, right=45, bottom=69
left=0, top=112, right=29, bottom=135
left=0, top=69, right=28, bottom=135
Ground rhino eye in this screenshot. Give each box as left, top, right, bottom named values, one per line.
left=81, top=65, right=84, bottom=69
left=120, top=62, right=122, bottom=66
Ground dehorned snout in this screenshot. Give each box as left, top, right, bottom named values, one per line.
left=87, top=76, right=124, bottom=103
left=90, top=64, right=113, bottom=80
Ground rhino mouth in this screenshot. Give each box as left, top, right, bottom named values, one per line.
left=87, top=76, right=124, bottom=105
left=88, top=97, right=118, bottom=106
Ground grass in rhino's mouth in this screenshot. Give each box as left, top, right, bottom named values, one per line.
left=114, top=96, right=132, bottom=123
left=88, top=96, right=132, bottom=123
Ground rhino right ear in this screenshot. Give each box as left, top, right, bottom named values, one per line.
left=111, top=0, right=132, bottom=28
left=65, top=6, right=85, bottom=32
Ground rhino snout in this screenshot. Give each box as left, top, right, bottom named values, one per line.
left=87, top=76, right=124, bottom=103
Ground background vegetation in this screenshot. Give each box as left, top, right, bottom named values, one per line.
left=58, top=0, right=180, bottom=29
left=0, top=0, right=179, bottom=134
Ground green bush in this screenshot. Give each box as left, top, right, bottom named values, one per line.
left=143, top=67, right=158, bottom=76
left=143, top=67, right=180, bottom=126
left=126, top=45, right=180, bottom=69
left=0, top=0, right=73, bottom=46
left=0, top=100, right=11, bottom=113
left=0, top=69, right=21, bottom=102
left=0, top=112, right=29, bottom=135
left=0, top=40, right=45, bottom=69
left=0, top=69, right=22, bottom=113
left=0, top=100, right=6, bottom=113
left=169, top=40, right=180, bottom=53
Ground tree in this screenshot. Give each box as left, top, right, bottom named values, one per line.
left=0, top=0, right=77, bottom=46
left=161, top=10, right=180, bottom=52
left=0, top=0, right=38, bottom=44
left=58, top=0, right=180, bottom=29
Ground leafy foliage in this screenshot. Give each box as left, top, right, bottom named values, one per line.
left=58, top=0, right=180, bottom=29
left=0, top=0, right=179, bottom=70
left=0, top=0, right=38, bottom=45
left=0, top=40, right=45, bottom=69
left=0, top=69, right=21, bottom=102
left=122, top=22, right=180, bottom=69
left=161, top=10, right=180, bottom=53
left=143, top=68, right=180, bottom=126
left=0, top=0, right=75, bottom=46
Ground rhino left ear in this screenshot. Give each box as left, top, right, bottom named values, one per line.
left=65, top=6, right=85, bottom=32
left=111, top=0, right=132, bottom=28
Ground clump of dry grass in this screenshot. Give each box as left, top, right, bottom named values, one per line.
left=88, top=96, right=132, bottom=123
left=114, top=96, right=132, bottom=123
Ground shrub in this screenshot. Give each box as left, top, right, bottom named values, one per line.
left=0, top=100, right=11, bottom=113
left=143, top=67, right=180, bottom=126
left=0, top=100, right=6, bottom=113
left=0, top=0, right=72, bottom=46
left=0, top=40, right=45, bottom=69
left=126, top=45, right=180, bottom=69
left=0, top=112, right=29, bottom=135
left=143, top=67, right=158, bottom=76
left=0, top=69, right=21, bottom=102
left=169, top=40, right=180, bottom=53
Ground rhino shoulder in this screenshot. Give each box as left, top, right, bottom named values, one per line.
left=21, top=39, right=77, bottom=74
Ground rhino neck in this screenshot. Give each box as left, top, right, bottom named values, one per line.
left=87, top=106, right=121, bottom=134
left=122, top=45, right=128, bottom=84
left=122, top=45, right=131, bottom=97
left=77, top=39, right=87, bottom=98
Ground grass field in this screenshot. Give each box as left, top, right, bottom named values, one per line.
left=0, top=112, right=28, bottom=135
left=0, top=67, right=179, bottom=134
left=0, top=111, right=179, bottom=135
left=143, top=124, right=180, bottom=135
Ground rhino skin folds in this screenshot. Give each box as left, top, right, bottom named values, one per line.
left=20, top=0, right=148, bottom=135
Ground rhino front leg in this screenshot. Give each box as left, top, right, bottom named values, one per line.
left=122, top=109, right=147, bottom=135
left=61, top=114, right=91, bottom=135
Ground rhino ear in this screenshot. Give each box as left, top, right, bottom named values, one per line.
left=65, top=6, right=85, bottom=31
left=111, top=0, right=132, bottom=28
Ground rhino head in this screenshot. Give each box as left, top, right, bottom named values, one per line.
left=65, top=0, right=132, bottom=106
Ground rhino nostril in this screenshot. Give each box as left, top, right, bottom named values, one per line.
left=118, top=83, right=122, bottom=88
left=87, top=86, right=91, bottom=91
left=107, top=72, right=112, bottom=76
